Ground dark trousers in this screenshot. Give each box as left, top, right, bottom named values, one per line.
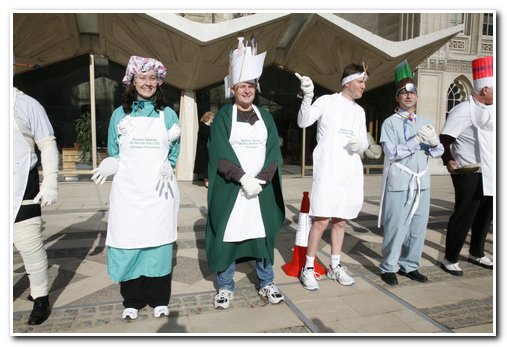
left=444, top=173, right=493, bottom=263
left=15, top=167, right=41, bottom=223
left=120, top=272, right=172, bottom=309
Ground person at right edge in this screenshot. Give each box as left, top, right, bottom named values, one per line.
left=439, top=56, right=495, bottom=276
left=377, top=60, right=443, bottom=286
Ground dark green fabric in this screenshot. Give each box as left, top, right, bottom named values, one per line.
left=205, top=103, right=285, bottom=273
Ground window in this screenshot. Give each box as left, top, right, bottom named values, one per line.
left=400, top=13, right=421, bottom=40
left=483, top=13, right=493, bottom=36
left=447, top=80, right=468, bottom=117
left=447, top=83, right=461, bottom=113
left=450, top=13, right=472, bottom=36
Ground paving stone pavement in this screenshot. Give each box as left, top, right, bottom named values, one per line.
left=11, top=175, right=495, bottom=335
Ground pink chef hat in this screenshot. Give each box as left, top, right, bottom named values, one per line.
left=472, top=56, right=493, bottom=90
left=122, top=56, right=167, bottom=86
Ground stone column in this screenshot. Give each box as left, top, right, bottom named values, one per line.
left=416, top=68, right=448, bottom=175
left=176, top=89, right=199, bottom=181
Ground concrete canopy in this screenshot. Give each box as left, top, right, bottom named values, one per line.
left=13, top=12, right=463, bottom=91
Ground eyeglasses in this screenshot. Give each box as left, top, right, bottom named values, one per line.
left=135, top=75, right=158, bottom=84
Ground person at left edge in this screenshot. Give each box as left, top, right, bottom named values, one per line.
left=92, top=55, right=181, bottom=320
left=13, top=87, right=58, bottom=325
left=206, top=37, right=285, bottom=310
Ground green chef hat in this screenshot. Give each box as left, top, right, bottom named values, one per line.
left=395, top=59, right=417, bottom=95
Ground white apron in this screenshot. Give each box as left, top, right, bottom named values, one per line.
left=12, top=90, right=32, bottom=218
left=470, top=99, right=494, bottom=196
left=106, top=111, right=179, bottom=248
left=223, top=105, right=267, bottom=242
left=310, top=104, right=364, bottom=218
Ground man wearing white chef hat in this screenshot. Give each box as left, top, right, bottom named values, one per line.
left=439, top=56, right=495, bottom=276
left=206, top=36, right=285, bottom=310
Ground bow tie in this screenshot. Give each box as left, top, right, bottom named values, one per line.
left=404, top=114, right=415, bottom=122
left=133, top=100, right=148, bottom=112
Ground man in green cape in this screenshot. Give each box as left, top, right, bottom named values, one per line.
left=206, top=36, right=285, bottom=310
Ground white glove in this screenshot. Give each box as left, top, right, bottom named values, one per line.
left=34, top=136, right=59, bottom=207
left=239, top=175, right=266, bottom=198
left=295, top=72, right=314, bottom=99
left=424, top=124, right=439, bottom=147
left=348, top=137, right=362, bottom=153
left=91, top=157, right=119, bottom=185
left=416, top=125, right=439, bottom=147
left=156, top=160, right=174, bottom=196
left=364, top=144, right=382, bottom=159
left=34, top=187, right=58, bottom=207
left=415, top=125, right=429, bottom=143
left=168, top=123, right=181, bottom=142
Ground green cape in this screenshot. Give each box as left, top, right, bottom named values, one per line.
left=205, top=103, right=285, bottom=273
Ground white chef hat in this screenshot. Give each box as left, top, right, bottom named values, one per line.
left=224, top=36, right=267, bottom=98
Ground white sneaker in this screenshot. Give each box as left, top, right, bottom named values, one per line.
left=326, top=264, right=355, bottom=286
left=213, top=289, right=233, bottom=309
left=259, top=283, right=284, bottom=304
left=299, top=267, right=320, bottom=291
left=440, top=258, right=463, bottom=276
left=153, top=305, right=169, bottom=318
left=122, top=308, right=139, bottom=320
left=468, top=255, right=493, bottom=269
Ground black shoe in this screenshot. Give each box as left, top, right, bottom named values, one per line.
left=440, top=260, right=463, bottom=276
left=468, top=255, right=493, bottom=269
left=398, top=269, right=428, bottom=283
left=380, top=272, right=398, bottom=285
left=27, top=296, right=51, bottom=325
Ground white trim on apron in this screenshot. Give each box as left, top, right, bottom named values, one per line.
left=223, top=105, right=267, bottom=242
left=469, top=99, right=494, bottom=196
left=106, top=111, right=179, bottom=248
left=392, top=163, right=426, bottom=224
left=378, top=162, right=426, bottom=227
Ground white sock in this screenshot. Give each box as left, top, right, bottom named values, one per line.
left=305, top=255, right=315, bottom=269
left=331, top=255, right=341, bottom=269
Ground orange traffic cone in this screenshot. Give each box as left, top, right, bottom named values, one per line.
left=282, top=191, right=326, bottom=277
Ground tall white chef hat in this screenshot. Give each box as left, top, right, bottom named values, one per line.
left=224, top=36, right=267, bottom=98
